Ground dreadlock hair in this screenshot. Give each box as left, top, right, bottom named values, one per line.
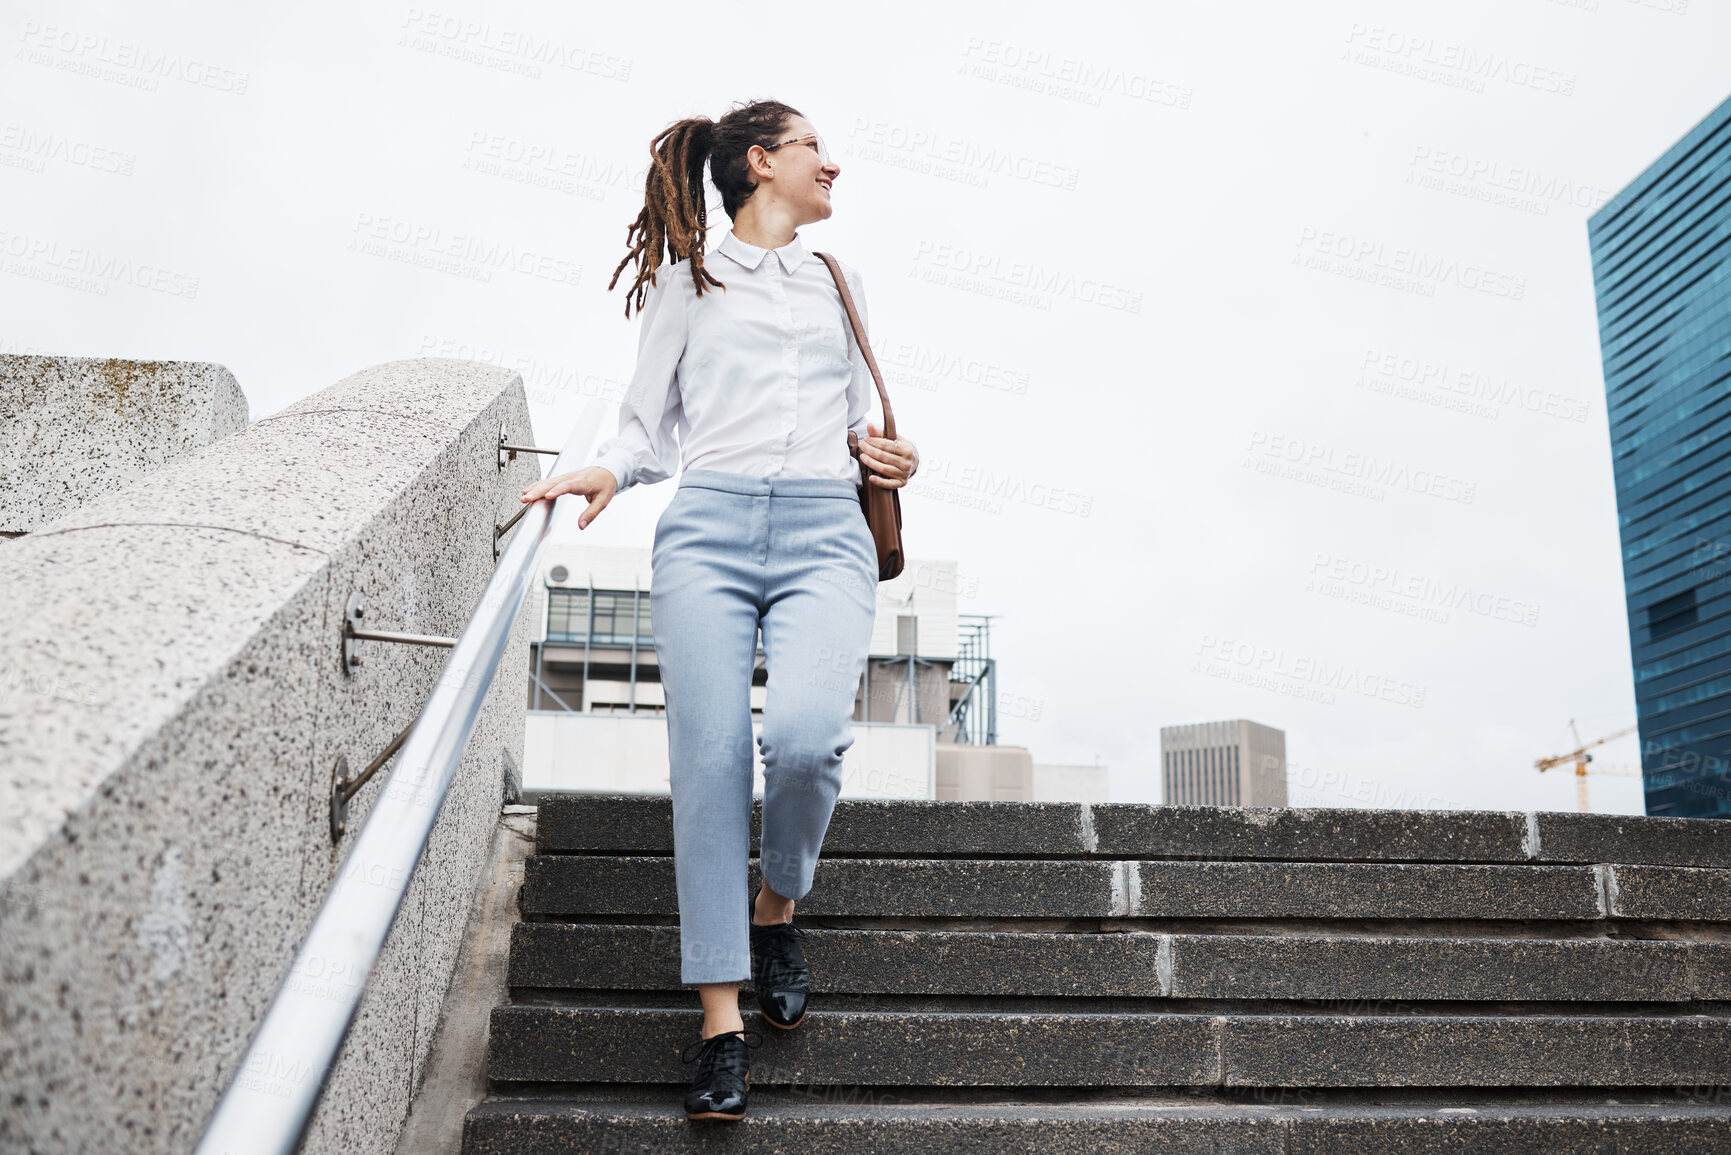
left=608, top=99, right=805, bottom=318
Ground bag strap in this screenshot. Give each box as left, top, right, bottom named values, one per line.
left=814, top=251, right=895, bottom=442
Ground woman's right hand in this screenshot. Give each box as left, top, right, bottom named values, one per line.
left=519, top=466, right=618, bottom=530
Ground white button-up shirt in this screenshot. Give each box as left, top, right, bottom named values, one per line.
left=586, top=228, right=890, bottom=493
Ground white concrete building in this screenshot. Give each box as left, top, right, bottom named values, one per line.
left=1032, top=762, right=1114, bottom=803
left=522, top=545, right=1010, bottom=800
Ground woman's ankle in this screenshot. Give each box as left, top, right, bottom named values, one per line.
left=697, top=980, right=745, bottom=1039
left=702, top=1016, right=746, bottom=1040
left=752, top=885, right=795, bottom=926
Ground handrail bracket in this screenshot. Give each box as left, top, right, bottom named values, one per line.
left=342, top=593, right=457, bottom=672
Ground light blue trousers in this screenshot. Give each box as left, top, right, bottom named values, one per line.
left=651, top=468, right=879, bottom=984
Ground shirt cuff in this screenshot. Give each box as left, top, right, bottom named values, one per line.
left=591, top=449, right=634, bottom=494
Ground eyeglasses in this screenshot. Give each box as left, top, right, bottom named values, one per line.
left=763, top=132, right=832, bottom=165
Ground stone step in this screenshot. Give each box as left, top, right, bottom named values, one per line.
left=508, top=923, right=1731, bottom=1002
left=1609, top=865, right=1731, bottom=921
left=534, top=795, right=1731, bottom=867
left=485, top=1006, right=1731, bottom=1088
left=518, top=855, right=1667, bottom=921
left=463, top=1094, right=1731, bottom=1155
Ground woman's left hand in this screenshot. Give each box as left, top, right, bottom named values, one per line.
left=858, top=422, right=918, bottom=488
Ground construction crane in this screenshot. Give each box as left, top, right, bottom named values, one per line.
left=1535, top=720, right=1639, bottom=813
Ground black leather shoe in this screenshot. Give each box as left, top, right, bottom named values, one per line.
left=750, top=889, right=811, bottom=1030
left=680, top=1029, right=761, bottom=1120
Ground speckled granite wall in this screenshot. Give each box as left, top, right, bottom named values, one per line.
left=0, top=359, right=541, bottom=1155
left=0, top=356, right=251, bottom=534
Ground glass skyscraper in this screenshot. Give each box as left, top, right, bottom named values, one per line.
left=1589, top=93, right=1731, bottom=817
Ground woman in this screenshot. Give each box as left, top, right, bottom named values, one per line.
left=519, top=99, right=918, bottom=1121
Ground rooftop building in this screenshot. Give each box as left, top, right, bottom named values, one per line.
left=1162, top=719, right=1287, bottom=807
left=520, top=545, right=1024, bottom=799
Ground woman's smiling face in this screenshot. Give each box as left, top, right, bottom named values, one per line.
left=764, top=115, right=840, bottom=224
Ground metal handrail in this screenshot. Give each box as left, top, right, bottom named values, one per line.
left=193, top=429, right=586, bottom=1155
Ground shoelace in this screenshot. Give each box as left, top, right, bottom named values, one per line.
left=680, top=1028, right=764, bottom=1082
left=752, top=921, right=810, bottom=981
left=753, top=920, right=809, bottom=945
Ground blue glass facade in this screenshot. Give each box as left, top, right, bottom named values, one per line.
left=1589, top=93, right=1731, bottom=817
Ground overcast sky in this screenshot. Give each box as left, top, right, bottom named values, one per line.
left=6, top=0, right=1727, bottom=809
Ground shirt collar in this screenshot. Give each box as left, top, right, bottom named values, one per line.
left=717, top=229, right=810, bottom=274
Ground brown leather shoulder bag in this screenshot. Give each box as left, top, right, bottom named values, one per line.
left=815, top=251, right=905, bottom=581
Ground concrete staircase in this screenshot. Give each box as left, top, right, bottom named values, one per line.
left=461, top=798, right=1731, bottom=1152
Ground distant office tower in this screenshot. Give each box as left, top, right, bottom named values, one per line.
left=1162, top=720, right=1286, bottom=806
left=1589, top=94, right=1731, bottom=817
